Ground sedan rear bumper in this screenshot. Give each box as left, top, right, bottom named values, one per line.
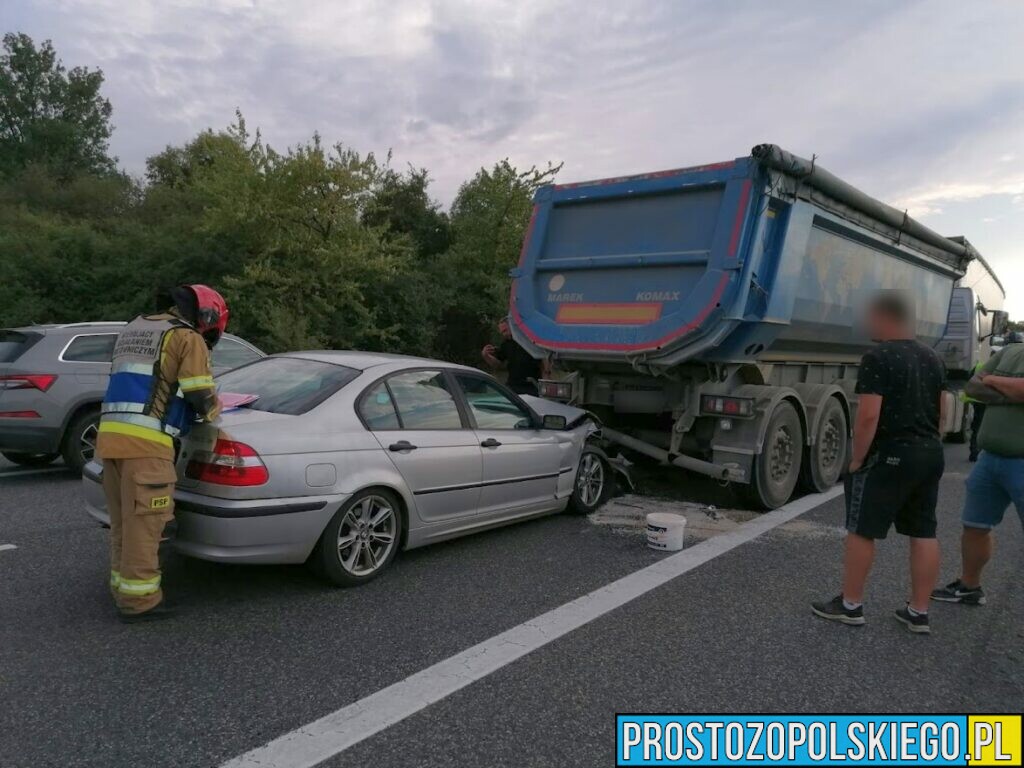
left=82, top=461, right=345, bottom=564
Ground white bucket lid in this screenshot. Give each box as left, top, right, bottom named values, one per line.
left=646, top=512, right=686, bottom=529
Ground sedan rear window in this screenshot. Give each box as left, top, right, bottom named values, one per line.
left=0, top=330, right=40, bottom=363
left=214, top=357, right=359, bottom=415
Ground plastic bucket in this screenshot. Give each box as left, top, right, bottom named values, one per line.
left=646, top=512, right=686, bottom=552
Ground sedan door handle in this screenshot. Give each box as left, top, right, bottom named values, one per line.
left=388, top=441, right=417, bottom=452
left=480, top=438, right=502, bottom=448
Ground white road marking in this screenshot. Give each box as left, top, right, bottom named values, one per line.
left=0, top=544, right=17, bottom=553
left=221, top=485, right=844, bottom=768
left=0, top=467, right=69, bottom=479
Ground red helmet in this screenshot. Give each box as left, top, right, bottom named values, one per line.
left=187, top=284, right=229, bottom=346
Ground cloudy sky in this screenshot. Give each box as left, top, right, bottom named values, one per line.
left=7, top=0, right=1024, bottom=313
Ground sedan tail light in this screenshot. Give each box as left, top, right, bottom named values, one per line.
left=0, top=374, right=58, bottom=391
left=185, top=438, right=269, bottom=486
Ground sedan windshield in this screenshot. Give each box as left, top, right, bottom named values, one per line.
left=215, top=356, right=359, bottom=415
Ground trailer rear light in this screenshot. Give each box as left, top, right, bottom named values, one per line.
left=0, top=410, right=41, bottom=418
left=0, top=374, right=57, bottom=391
left=185, top=438, right=269, bottom=486
left=539, top=380, right=573, bottom=400
left=701, top=395, right=754, bottom=418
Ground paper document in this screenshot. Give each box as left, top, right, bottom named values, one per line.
left=219, top=392, right=260, bottom=411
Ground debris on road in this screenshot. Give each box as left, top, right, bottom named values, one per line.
left=589, top=494, right=844, bottom=547
left=589, top=494, right=760, bottom=544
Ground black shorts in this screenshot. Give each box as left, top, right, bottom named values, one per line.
left=844, top=441, right=944, bottom=539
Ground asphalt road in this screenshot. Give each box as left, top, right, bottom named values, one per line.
left=1, top=445, right=1021, bottom=768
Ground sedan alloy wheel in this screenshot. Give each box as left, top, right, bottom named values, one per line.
left=337, top=494, right=398, bottom=577
left=318, top=489, right=403, bottom=587
left=568, top=448, right=609, bottom=514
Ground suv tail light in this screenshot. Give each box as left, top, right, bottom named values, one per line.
left=185, top=438, right=269, bottom=486
left=0, top=374, right=58, bottom=392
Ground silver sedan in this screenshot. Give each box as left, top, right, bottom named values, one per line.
left=82, top=351, right=616, bottom=586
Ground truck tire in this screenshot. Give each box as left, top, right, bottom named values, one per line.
left=799, top=397, right=848, bottom=493
left=747, top=401, right=804, bottom=509
left=61, top=408, right=101, bottom=475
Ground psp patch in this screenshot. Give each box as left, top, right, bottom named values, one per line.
left=150, top=495, right=171, bottom=509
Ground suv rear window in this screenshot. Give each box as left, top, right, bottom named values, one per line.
left=214, top=357, right=359, bottom=415
left=62, top=334, right=117, bottom=362
left=0, top=330, right=41, bottom=363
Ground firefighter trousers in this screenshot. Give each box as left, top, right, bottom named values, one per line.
left=102, top=456, right=178, bottom=613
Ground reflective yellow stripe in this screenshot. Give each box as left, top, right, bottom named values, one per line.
left=117, top=575, right=161, bottom=596
left=179, top=375, right=214, bottom=392
left=102, top=411, right=181, bottom=438
left=110, top=570, right=121, bottom=588
left=98, top=420, right=174, bottom=447
left=160, top=327, right=175, bottom=366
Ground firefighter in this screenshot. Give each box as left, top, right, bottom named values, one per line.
left=97, top=285, right=227, bottom=622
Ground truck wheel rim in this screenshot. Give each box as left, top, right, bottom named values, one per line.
left=769, top=427, right=795, bottom=483
left=820, top=417, right=842, bottom=469
left=577, top=453, right=604, bottom=507
left=79, top=422, right=98, bottom=465
left=337, top=495, right=397, bottom=576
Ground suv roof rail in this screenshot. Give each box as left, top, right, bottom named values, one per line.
left=56, top=321, right=127, bottom=328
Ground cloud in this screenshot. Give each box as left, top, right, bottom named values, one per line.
left=9, top=1, right=1022, bottom=197
left=6, top=0, right=1024, bottom=314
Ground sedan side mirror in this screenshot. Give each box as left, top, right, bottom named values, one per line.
left=541, top=414, right=567, bottom=430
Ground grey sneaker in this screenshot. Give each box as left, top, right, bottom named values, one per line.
left=931, top=579, right=986, bottom=606
left=812, top=595, right=865, bottom=626
left=894, top=605, right=930, bottom=634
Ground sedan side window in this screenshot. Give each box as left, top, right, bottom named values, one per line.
left=455, top=375, right=533, bottom=430
left=386, top=370, right=463, bottom=430
left=359, top=381, right=401, bottom=430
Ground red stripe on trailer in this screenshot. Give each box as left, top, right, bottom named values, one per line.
left=555, top=302, right=663, bottom=325
left=516, top=205, right=539, bottom=268
left=728, top=179, right=752, bottom=258
left=508, top=205, right=539, bottom=315
left=512, top=272, right=730, bottom=352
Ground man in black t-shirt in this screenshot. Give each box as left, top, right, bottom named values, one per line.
left=481, top=318, right=546, bottom=395
left=813, top=292, right=947, bottom=634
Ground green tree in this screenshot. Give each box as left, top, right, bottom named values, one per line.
left=363, top=164, right=451, bottom=259
left=198, top=130, right=433, bottom=355
left=0, top=33, right=115, bottom=178
left=432, top=159, right=560, bottom=364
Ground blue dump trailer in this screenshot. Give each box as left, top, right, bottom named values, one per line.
left=510, top=144, right=980, bottom=507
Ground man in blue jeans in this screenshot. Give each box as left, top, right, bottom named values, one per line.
left=932, top=338, right=1024, bottom=606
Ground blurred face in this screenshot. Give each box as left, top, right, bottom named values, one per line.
left=865, top=306, right=885, bottom=341
left=498, top=319, right=511, bottom=339
left=865, top=305, right=901, bottom=341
